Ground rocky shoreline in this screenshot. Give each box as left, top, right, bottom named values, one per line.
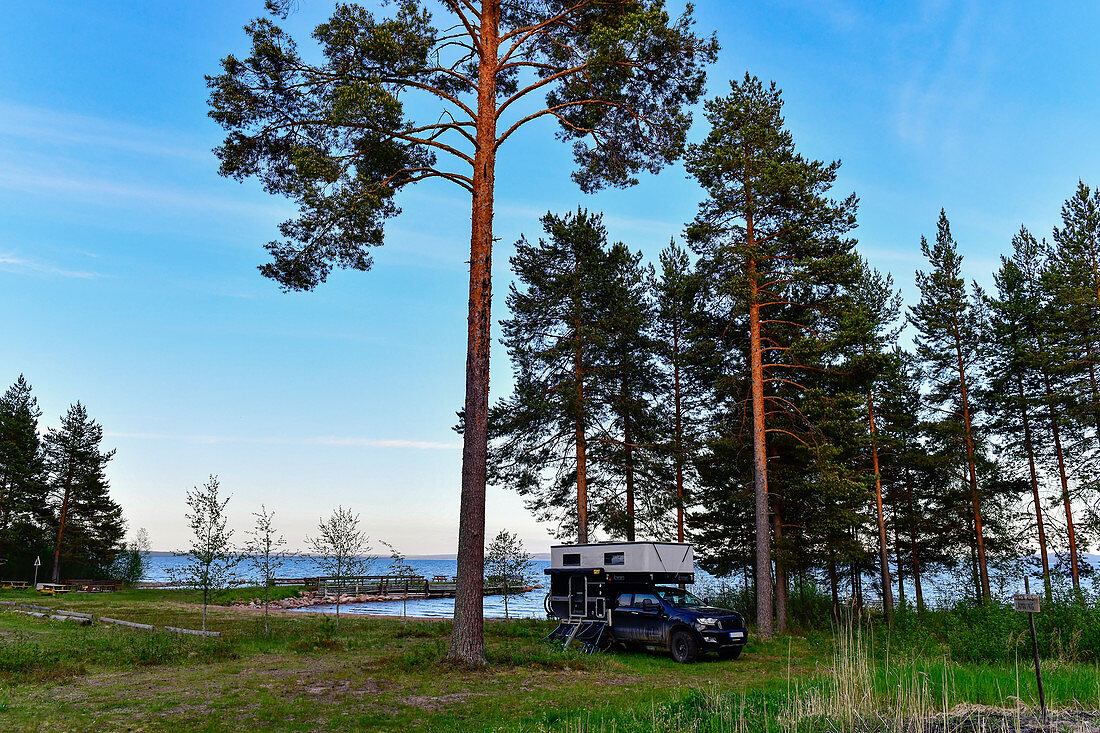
left=231, top=586, right=539, bottom=611
left=232, top=590, right=439, bottom=611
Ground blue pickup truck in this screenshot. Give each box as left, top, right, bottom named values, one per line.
left=609, top=584, right=747, bottom=663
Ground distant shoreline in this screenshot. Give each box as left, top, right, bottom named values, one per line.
left=146, top=550, right=554, bottom=561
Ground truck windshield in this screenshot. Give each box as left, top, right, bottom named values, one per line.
left=656, top=588, right=706, bottom=608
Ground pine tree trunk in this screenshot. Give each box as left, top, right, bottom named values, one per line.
left=1017, top=374, right=1052, bottom=600
left=575, top=351, right=589, bottom=544
left=573, top=239, right=589, bottom=544
left=673, top=324, right=685, bottom=543
left=1086, top=342, right=1100, bottom=438
left=953, top=325, right=990, bottom=603
left=867, top=391, right=894, bottom=623
left=51, top=462, right=75, bottom=584
left=904, top=466, right=924, bottom=613
left=893, top=504, right=906, bottom=606
left=624, top=385, right=635, bottom=542
left=748, top=260, right=773, bottom=637
left=970, top=540, right=980, bottom=604
left=772, top=510, right=787, bottom=634
left=1040, top=365, right=1080, bottom=589
left=827, top=560, right=839, bottom=621
left=446, top=2, right=498, bottom=665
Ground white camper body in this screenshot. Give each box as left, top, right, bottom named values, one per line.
left=549, top=542, right=693, bottom=575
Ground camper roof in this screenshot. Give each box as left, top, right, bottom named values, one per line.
left=548, top=541, right=693, bottom=579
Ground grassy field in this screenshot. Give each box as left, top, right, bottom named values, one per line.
left=0, top=588, right=1097, bottom=732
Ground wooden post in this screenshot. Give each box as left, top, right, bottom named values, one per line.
left=1017, top=577, right=1045, bottom=721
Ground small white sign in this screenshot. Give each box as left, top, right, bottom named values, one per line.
left=33, top=556, right=41, bottom=567
left=1014, top=594, right=1040, bottom=613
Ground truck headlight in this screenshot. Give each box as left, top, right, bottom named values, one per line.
left=695, top=617, right=719, bottom=628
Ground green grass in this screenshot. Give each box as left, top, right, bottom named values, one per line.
left=0, top=588, right=1098, bottom=732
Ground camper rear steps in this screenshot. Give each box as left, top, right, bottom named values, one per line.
left=544, top=620, right=611, bottom=653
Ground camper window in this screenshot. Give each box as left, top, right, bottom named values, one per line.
left=603, top=552, right=625, bottom=566
left=562, top=553, right=581, bottom=566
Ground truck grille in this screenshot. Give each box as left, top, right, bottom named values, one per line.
left=718, top=617, right=742, bottom=630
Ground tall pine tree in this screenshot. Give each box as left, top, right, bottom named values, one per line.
left=491, top=210, right=642, bottom=542
left=0, top=376, right=48, bottom=566
left=684, top=74, right=859, bottom=636
left=43, top=403, right=122, bottom=582
left=908, top=210, right=992, bottom=603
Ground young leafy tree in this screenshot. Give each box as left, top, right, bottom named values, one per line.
left=245, top=505, right=293, bottom=635
left=380, top=540, right=419, bottom=627
left=0, top=376, right=47, bottom=564
left=483, top=529, right=534, bottom=620
left=208, top=0, right=717, bottom=666
left=308, top=506, right=374, bottom=630
left=684, top=74, right=859, bottom=637
left=170, top=476, right=241, bottom=632
left=43, top=403, right=121, bottom=582
left=111, top=527, right=152, bottom=585
left=908, top=211, right=992, bottom=603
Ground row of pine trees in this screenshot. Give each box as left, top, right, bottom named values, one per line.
left=489, top=75, right=1100, bottom=635
left=0, top=377, right=124, bottom=582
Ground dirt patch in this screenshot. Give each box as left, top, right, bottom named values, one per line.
left=301, top=678, right=389, bottom=699
left=401, top=692, right=486, bottom=711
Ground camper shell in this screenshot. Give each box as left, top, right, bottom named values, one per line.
left=544, top=542, right=694, bottom=620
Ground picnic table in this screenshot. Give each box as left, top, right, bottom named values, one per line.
left=36, top=583, right=70, bottom=596
left=1, top=581, right=29, bottom=590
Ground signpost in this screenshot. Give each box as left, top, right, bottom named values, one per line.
left=1014, top=577, right=1046, bottom=721
left=33, top=556, right=40, bottom=589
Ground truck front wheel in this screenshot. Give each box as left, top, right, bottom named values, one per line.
left=669, top=630, right=699, bottom=664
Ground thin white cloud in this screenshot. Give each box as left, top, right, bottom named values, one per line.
left=105, top=432, right=459, bottom=450
left=0, top=166, right=293, bottom=220
left=0, top=252, right=106, bottom=279
left=0, top=100, right=206, bottom=161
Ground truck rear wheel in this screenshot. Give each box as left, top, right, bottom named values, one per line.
left=669, top=630, right=699, bottom=664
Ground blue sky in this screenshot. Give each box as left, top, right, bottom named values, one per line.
left=1, top=1, right=1097, bottom=552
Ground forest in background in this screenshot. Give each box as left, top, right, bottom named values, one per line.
left=487, top=75, right=1100, bottom=635
left=0, top=383, right=127, bottom=582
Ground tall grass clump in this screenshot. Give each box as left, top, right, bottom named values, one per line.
left=542, top=614, right=1100, bottom=732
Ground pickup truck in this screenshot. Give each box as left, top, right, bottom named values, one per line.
left=608, top=584, right=747, bottom=663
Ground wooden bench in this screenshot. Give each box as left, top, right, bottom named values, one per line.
left=64, top=579, right=121, bottom=593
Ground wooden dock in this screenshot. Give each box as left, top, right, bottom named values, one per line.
left=302, top=575, right=534, bottom=599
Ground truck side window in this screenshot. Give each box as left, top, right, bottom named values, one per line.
left=617, top=593, right=633, bottom=608
left=603, top=552, right=625, bottom=565
left=634, top=592, right=661, bottom=608
left=562, top=553, right=581, bottom=566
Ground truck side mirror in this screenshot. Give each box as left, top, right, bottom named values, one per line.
left=641, top=598, right=658, bottom=613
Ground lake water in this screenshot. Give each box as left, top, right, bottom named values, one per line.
left=144, top=553, right=1097, bottom=620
